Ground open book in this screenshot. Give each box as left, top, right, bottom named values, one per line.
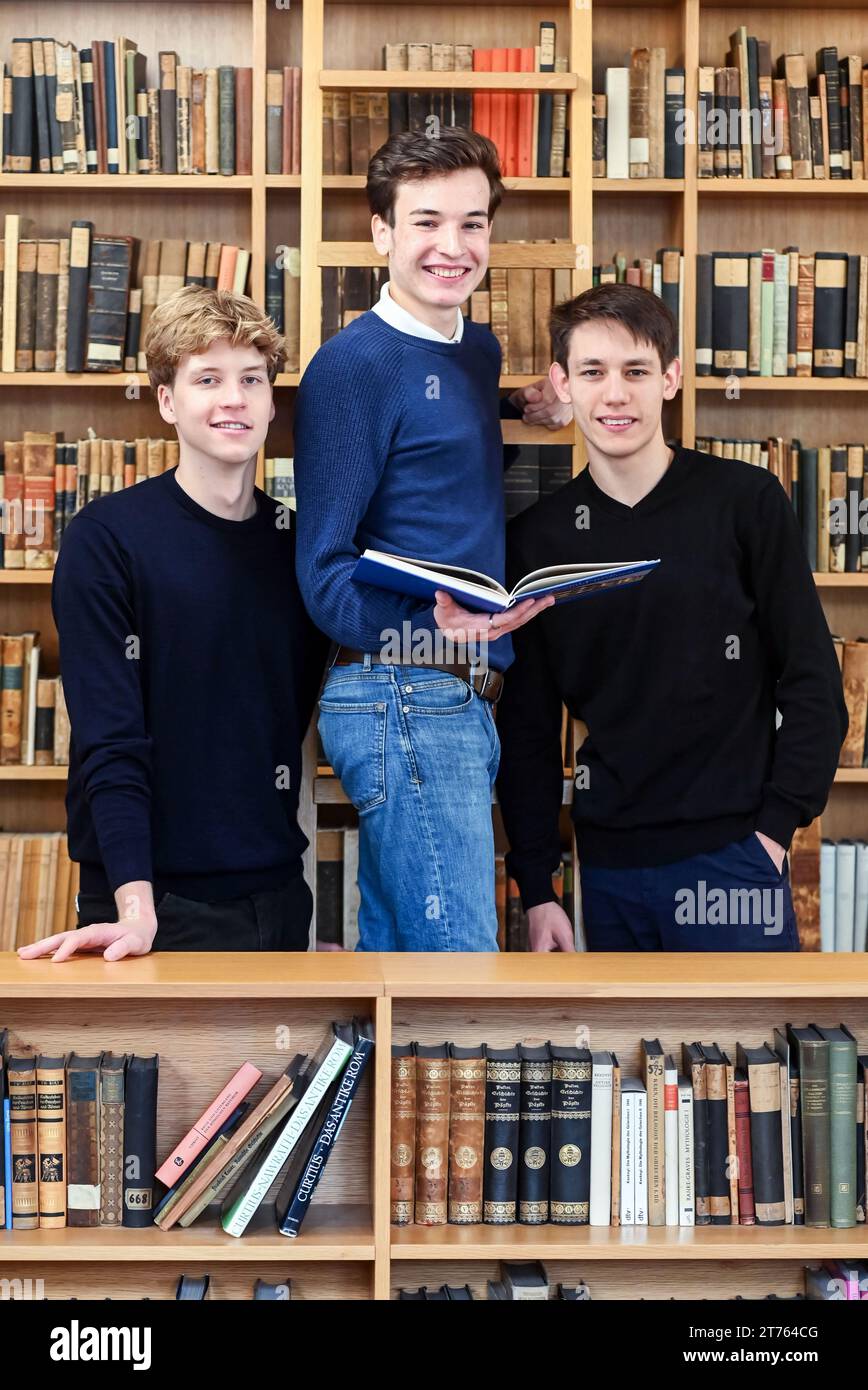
left=352, top=549, right=660, bottom=614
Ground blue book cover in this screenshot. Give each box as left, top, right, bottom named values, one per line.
left=3, top=1099, right=11, bottom=1230
left=102, top=41, right=119, bottom=173
left=352, top=549, right=659, bottom=615
left=279, top=1022, right=375, bottom=1238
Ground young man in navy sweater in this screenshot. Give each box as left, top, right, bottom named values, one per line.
left=19, top=286, right=328, bottom=961
left=294, top=128, right=566, bottom=952
left=496, top=283, right=847, bottom=953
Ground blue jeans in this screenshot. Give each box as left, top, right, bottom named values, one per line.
left=318, top=660, right=500, bottom=951
left=579, top=833, right=800, bottom=951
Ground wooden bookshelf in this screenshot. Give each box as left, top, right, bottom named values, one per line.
left=1, top=952, right=866, bottom=1299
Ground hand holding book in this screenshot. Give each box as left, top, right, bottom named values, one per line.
left=434, top=590, right=555, bottom=642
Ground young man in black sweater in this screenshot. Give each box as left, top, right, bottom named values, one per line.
left=18, top=286, right=328, bottom=961
left=496, top=283, right=847, bottom=952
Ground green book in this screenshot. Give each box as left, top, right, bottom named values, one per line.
left=812, top=1025, right=857, bottom=1229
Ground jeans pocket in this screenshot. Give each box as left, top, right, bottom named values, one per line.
left=317, top=699, right=387, bottom=812
left=401, top=676, right=473, bottom=714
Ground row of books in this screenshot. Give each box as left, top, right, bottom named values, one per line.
left=1, top=1021, right=374, bottom=1239
left=820, top=841, right=868, bottom=954
left=0, top=833, right=78, bottom=950
left=504, top=444, right=572, bottom=520
left=593, top=52, right=686, bottom=180
left=392, top=1029, right=867, bottom=1229
left=0, top=639, right=68, bottom=767
left=697, top=248, right=868, bottom=379
left=698, top=34, right=868, bottom=180
left=265, top=68, right=302, bottom=175
left=262, top=458, right=295, bottom=509
left=0, top=434, right=179, bottom=570
left=1, top=217, right=251, bottom=374
left=3, top=40, right=253, bottom=175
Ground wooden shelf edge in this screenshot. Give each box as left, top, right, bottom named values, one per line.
left=390, top=1225, right=868, bottom=1260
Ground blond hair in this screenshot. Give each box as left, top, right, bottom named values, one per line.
left=143, top=284, right=286, bottom=390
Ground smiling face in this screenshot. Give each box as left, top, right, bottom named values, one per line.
left=371, top=167, right=492, bottom=329
left=156, top=336, right=276, bottom=467
left=550, top=318, right=681, bottom=465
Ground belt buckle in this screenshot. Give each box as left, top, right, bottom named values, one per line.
left=472, top=666, right=502, bottom=703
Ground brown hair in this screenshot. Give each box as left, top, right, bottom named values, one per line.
left=366, top=127, right=504, bottom=227
left=550, top=283, right=679, bottom=373
left=143, top=284, right=286, bottom=390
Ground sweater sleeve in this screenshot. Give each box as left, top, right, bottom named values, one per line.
left=293, top=340, right=438, bottom=651
left=748, top=476, right=848, bottom=848
left=495, top=529, right=566, bottom=910
left=52, top=513, right=154, bottom=891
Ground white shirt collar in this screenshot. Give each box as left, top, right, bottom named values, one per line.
left=371, top=279, right=464, bottom=344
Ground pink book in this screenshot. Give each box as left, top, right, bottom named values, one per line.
left=155, top=1061, right=262, bottom=1186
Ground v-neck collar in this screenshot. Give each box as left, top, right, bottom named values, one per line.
left=583, top=446, right=689, bottom=518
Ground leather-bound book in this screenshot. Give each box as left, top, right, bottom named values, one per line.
left=846, top=56, right=863, bottom=178
left=9, top=1055, right=38, bottom=1227
left=448, top=1043, right=485, bottom=1224
left=517, top=1042, right=551, bottom=1225
left=91, top=40, right=107, bottom=174
left=506, top=268, right=533, bottom=376
left=34, top=240, right=59, bottom=373
left=840, top=640, right=868, bottom=765
left=147, top=87, right=161, bottom=173
left=123, top=288, right=142, bottom=371
left=99, top=1053, right=126, bottom=1227
left=31, top=39, right=50, bottom=173
left=321, top=89, right=334, bottom=174
left=771, top=1030, right=794, bottom=1224
left=369, top=92, right=389, bottom=162
left=829, top=447, right=847, bottom=573
left=184, top=242, right=207, bottom=288
left=737, top=1042, right=785, bottom=1225
left=711, top=253, right=748, bottom=376
left=85, top=235, right=134, bottom=373
left=190, top=70, right=205, bottom=174
left=350, top=91, right=370, bottom=176
left=122, top=1054, right=158, bottom=1226
left=332, top=91, right=350, bottom=174
left=782, top=53, right=811, bottom=179
left=414, top=1043, right=450, bottom=1225
left=629, top=48, right=650, bottom=178
left=845, top=447, right=863, bottom=574
left=266, top=260, right=283, bottom=331
left=384, top=44, right=408, bottom=135
left=844, top=255, right=859, bottom=378
left=816, top=48, right=843, bottom=177
left=390, top=1044, right=415, bottom=1225
left=592, top=93, right=607, bottom=177
left=483, top=1044, right=520, bottom=1223
left=9, top=39, right=33, bottom=172
left=812, top=1025, right=857, bottom=1228
left=23, top=431, right=56, bottom=568
left=235, top=67, right=252, bottom=175
left=1, top=635, right=24, bottom=759
left=809, top=95, right=824, bottom=178
left=2, top=448, right=24, bottom=571
left=777, top=1027, right=805, bottom=1223
left=796, top=252, right=815, bottom=376
left=65, top=221, right=93, bottom=373
left=218, top=66, right=235, bottom=176
left=266, top=70, right=283, bottom=174
left=734, top=1067, right=755, bottom=1224
left=159, top=51, right=178, bottom=173
left=800, top=447, right=818, bottom=570
left=664, top=69, right=685, bottom=178
left=204, top=68, right=219, bottom=173
left=34, top=680, right=55, bottom=765
left=550, top=1045, right=592, bottom=1225
left=176, top=65, right=192, bottom=174
left=703, top=1043, right=731, bottom=1224
left=66, top=1053, right=103, bottom=1227
left=77, top=46, right=96, bottom=173
left=812, top=251, right=847, bottom=376
left=642, top=1038, right=666, bottom=1225
left=790, top=819, right=821, bottom=950
left=757, top=42, right=775, bottom=177
left=683, top=1041, right=710, bottom=1223
left=15, top=239, right=37, bottom=372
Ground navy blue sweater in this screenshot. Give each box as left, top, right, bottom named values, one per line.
left=53, top=469, right=329, bottom=901
left=293, top=310, right=520, bottom=672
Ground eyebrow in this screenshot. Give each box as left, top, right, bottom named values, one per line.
left=574, top=356, right=654, bottom=366
left=408, top=208, right=489, bottom=218
left=191, top=363, right=266, bottom=373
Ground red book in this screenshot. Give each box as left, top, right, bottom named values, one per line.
left=92, top=41, right=107, bottom=174
left=734, top=1072, right=756, bottom=1225
left=518, top=47, right=535, bottom=177
left=155, top=1061, right=262, bottom=1186
left=490, top=48, right=508, bottom=175
left=472, top=48, right=492, bottom=142
left=506, top=48, right=520, bottom=176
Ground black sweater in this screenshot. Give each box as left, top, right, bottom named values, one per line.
left=53, top=469, right=329, bottom=901
left=495, top=447, right=848, bottom=909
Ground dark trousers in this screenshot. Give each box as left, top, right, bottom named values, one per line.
left=76, top=877, right=313, bottom=952
left=579, top=833, right=800, bottom=952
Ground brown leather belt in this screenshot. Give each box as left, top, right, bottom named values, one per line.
left=331, top=646, right=504, bottom=703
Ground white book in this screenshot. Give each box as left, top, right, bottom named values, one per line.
left=820, top=840, right=837, bottom=951
left=854, top=842, right=868, bottom=952
left=620, top=1086, right=635, bottom=1225
left=342, top=828, right=360, bottom=950
left=222, top=1029, right=353, bottom=1237
left=605, top=68, right=630, bottom=179
left=634, top=1088, right=648, bottom=1225
left=835, top=841, right=857, bottom=952
left=589, top=1052, right=614, bottom=1226
left=664, top=1055, right=679, bottom=1226
left=677, top=1075, right=694, bottom=1226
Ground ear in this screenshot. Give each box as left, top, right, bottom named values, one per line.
left=549, top=360, right=572, bottom=406
left=662, top=357, right=682, bottom=400
left=156, top=384, right=176, bottom=423
left=371, top=213, right=391, bottom=257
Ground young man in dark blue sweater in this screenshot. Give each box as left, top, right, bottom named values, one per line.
left=19, top=286, right=328, bottom=961
left=496, top=283, right=848, bottom=952
left=294, top=129, right=564, bottom=952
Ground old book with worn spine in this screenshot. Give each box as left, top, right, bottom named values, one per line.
left=414, top=1043, right=450, bottom=1225
left=23, top=431, right=55, bottom=568
left=190, top=69, right=205, bottom=174
left=812, top=1025, right=857, bottom=1229
left=99, top=1053, right=126, bottom=1227
left=15, top=239, right=37, bottom=372
left=266, top=70, right=283, bottom=174
left=738, top=1042, right=785, bottom=1225
left=176, top=65, right=192, bottom=174
left=390, top=1045, right=416, bottom=1225
left=235, top=67, right=252, bottom=175
left=85, top=235, right=134, bottom=372
left=506, top=267, right=534, bottom=376
left=790, top=819, right=821, bottom=950
left=54, top=237, right=70, bottom=373
left=550, top=1046, right=592, bottom=1225
left=122, top=1054, right=158, bottom=1226
left=683, top=1041, right=710, bottom=1223
left=703, top=1042, right=731, bottom=1224
left=34, top=240, right=59, bottom=372
left=65, top=221, right=94, bottom=372
left=34, top=680, right=55, bottom=765
left=158, top=51, right=178, bottom=173
left=448, top=1043, right=485, bottom=1224
left=1, top=635, right=24, bottom=760
left=788, top=1025, right=829, bottom=1226
left=9, top=1055, right=38, bottom=1228
left=218, top=66, right=235, bottom=176
left=840, top=640, right=868, bottom=765
left=517, top=1042, right=551, bottom=1225
left=66, top=1052, right=103, bottom=1227
left=734, top=1067, right=755, bottom=1223
left=642, top=1038, right=666, bottom=1225
left=483, top=1045, right=520, bottom=1224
